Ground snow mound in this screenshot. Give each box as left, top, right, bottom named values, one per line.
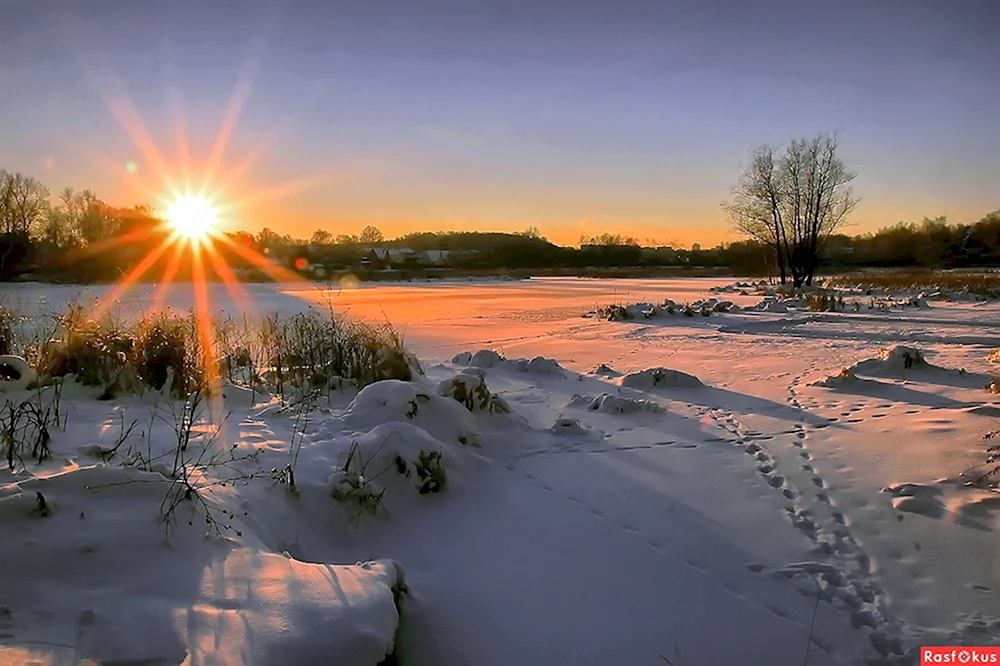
left=330, top=422, right=454, bottom=499
left=590, top=363, right=622, bottom=377
left=621, top=367, right=703, bottom=390
left=435, top=371, right=511, bottom=414
left=452, top=349, right=504, bottom=369
left=750, top=296, right=791, bottom=313
left=451, top=351, right=472, bottom=365
left=0, top=465, right=405, bottom=666
left=502, top=356, right=564, bottom=375
left=548, top=418, right=596, bottom=437
left=710, top=281, right=756, bottom=294
left=849, top=345, right=929, bottom=375
left=811, top=367, right=861, bottom=388
left=0, top=355, right=37, bottom=391
left=579, top=393, right=667, bottom=414
left=598, top=299, right=738, bottom=321
left=342, top=379, right=481, bottom=447
left=470, top=349, right=504, bottom=368
left=689, top=298, right=738, bottom=313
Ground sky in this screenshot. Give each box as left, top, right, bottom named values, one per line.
left=1, top=0, right=998, bottom=248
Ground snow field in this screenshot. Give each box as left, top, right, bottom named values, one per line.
left=2, top=277, right=1000, bottom=665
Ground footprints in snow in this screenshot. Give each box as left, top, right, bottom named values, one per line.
left=719, top=366, right=904, bottom=660
left=518, top=466, right=716, bottom=579
left=746, top=561, right=904, bottom=658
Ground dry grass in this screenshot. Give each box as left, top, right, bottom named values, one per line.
left=3, top=301, right=417, bottom=400
left=829, top=271, right=1000, bottom=298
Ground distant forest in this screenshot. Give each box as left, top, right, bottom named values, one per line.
left=1, top=169, right=998, bottom=283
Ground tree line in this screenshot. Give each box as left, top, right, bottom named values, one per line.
left=1, top=157, right=997, bottom=283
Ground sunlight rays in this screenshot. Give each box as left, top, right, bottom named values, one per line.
left=92, top=67, right=176, bottom=193
left=81, top=50, right=339, bottom=411
left=201, top=57, right=259, bottom=196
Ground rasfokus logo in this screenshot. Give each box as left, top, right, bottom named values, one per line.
left=922, top=647, right=1000, bottom=664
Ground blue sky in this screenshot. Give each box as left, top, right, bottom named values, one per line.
left=1, top=0, right=997, bottom=246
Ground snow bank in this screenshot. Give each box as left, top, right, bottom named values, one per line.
left=0, top=465, right=405, bottom=666
left=621, top=367, right=703, bottom=389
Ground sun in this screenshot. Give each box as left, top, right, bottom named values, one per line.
left=165, top=194, right=218, bottom=241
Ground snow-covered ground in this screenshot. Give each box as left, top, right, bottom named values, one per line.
left=2, top=277, right=999, bottom=665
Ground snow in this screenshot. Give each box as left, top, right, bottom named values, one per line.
left=0, top=463, right=405, bottom=666
left=3, top=277, right=1000, bottom=665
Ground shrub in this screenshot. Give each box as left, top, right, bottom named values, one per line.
left=37, top=303, right=134, bottom=394
left=135, top=311, right=197, bottom=397
left=10, top=301, right=416, bottom=400
left=256, top=311, right=418, bottom=397
left=436, top=372, right=510, bottom=414
left=0, top=304, right=16, bottom=356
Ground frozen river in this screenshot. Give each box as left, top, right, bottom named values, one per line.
left=0, top=277, right=743, bottom=361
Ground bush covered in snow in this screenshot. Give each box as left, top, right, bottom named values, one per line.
left=329, top=424, right=451, bottom=522
left=594, top=298, right=737, bottom=321
left=435, top=371, right=511, bottom=414
left=850, top=345, right=929, bottom=375
left=571, top=392, right=667, bottom=414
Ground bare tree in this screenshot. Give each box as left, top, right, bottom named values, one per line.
left=39, top=209, right=77, bottom=250
left=519, top=226, right=547, bottom=241
left=37, top=187, right=86, bottom=250
left=0, top=172, right=49, bottom=235
left=722, top=145, right=789, bottom=283
left=359, top=225, right=384, bottom=245
left=75, top=191, right=116, bottom=245
left=310, top=229, right=333, bottom=245
left=580, top=232, right=639, bottom=246
left=723, top=132, right=858, bottom=287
